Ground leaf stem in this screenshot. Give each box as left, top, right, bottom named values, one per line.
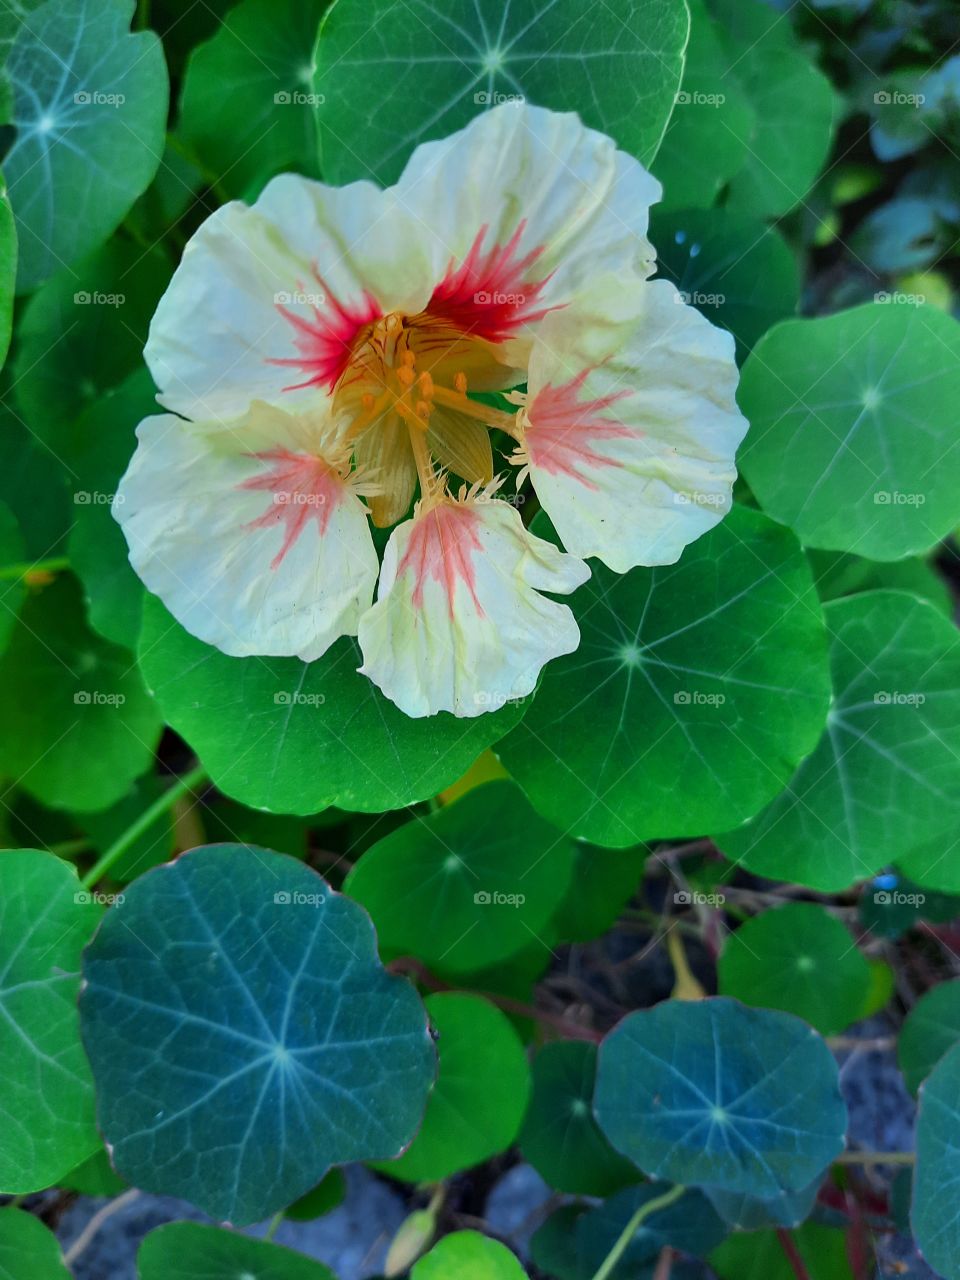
left=589, top=1184, right=686, bottom=1280
left=0, top=555, right=69, bottom=581
left=835, top=1150, right=915, bottom=1165
left=776, top=1228, right=811, bottom=1280
left=264, top=1210, right=283, bottom=1240
left=80, top=764, right=208, bottom=889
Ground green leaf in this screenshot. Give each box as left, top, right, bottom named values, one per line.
left=718, top=902, right=870, bottom=1036
left=0, top=849, right=101, bottom=1192
left=412, top=1231, right=526, bottom=1280
left=650, top=0, right=755, bottom=209
left=912, top=1039, right=960, bottom=1278
left=896, top=832, right=960, bottom=893
left=650, top=207, right=800, bottom=358
left=859, top=874, right=960, bottom=941
left=575, top=1183, right=727, bottom=1274
left=548, top=843, right=646, bottom=945
left=13, top=244, right=169, bottom=452
left=284, top=1169, right=346, bottom=1221
left=0, top=174, right=15, bottom=370
left=0, top=1208, right=71, bottom=1280
left=3, top=0, right=168, bottom=291
left=59, top=1146, right=126, bottom=1197
left=594, top=997, right=846, bottom=1197
left=0, top=574, right=162, bottom=812
left=79, top=844, right=435, bottom=1224
left=520, top=1041, right=638, bottom=1196
left=312, top=0, right=689, bottom=185
left=138, top=1223, right=336, bottom=1280
left=0, top=500, right=27, bottom=656
left=344, top=780, right=573, bottom=975
left=498, top=506, right=831, bottom=846
left=0, top=409, right=70, bottom=561
left=377, top=993, right=530, bottom=1182
left=138, top=595, right=525, bottom=815
left=738, top=303, right=960, bottom=560
left=717, top=592, right=960, bottom=891
left=178, top=0, right=325, bottom=197
left=709, top=1223, right=853, bottom=1280
left=898, top=979, right=960, bottom=1095
left=808, top=549, right=952, bottom=616
left=78, top=776, right=175, bottom=884
left=69, top=370, right=158, bottom=649
left=704, top=1179, right=820, bottom=1231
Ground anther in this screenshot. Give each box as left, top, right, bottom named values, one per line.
left=396, top=365, right=415, bottom=388
left=415, top=399, right=431, bottom=419
left=454, top=371, right=468, bottom=394
left=418, top=371, right=434, bottom=398
left=400, top=350, right=416, bottom=368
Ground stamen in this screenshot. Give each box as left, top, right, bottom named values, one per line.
left=454, top=372, right=468, bottom=394
left=418, top=371, right=434, bottom=398
left=396, top=365, right=416, bottom=388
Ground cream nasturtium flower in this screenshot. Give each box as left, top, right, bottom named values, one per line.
left=115, top=104, right=747, bottom=718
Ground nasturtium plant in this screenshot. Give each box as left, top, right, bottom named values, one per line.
left=1, top=0, right=957, bottom=1273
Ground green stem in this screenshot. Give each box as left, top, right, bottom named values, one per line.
left=835, top=1150, right=915, bottom=1165
left=0, top=555, right=69, bottom=581
left=264, top=1210, right=283, bottom=1241
left=80, top=765, right=208, bottom=889
left=50, top=838, right=93, bottom=859
left=589, top=1184, right=686, bottom=1280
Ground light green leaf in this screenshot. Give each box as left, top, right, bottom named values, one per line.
left=738, top=303, right=960, bottom=560
left=0, top=573, right=162, bottom=812
left=717, top=591, right=960, bottom=892
left=79, top=844, right=436, bottom=1224
left=344, top=780, right=574, bottom=975
left=650, top=207, right=800, bottom=358
left=0, top=850, right=101, bottom=1192
left=594, top=997, right=846, bottom=1197
left=912, top=1039, right=960, bottom=1278
left=312, top=0, right=689, bottom=184
left=412, top=1231, right=526, bottom=1280
left=718, top=902, right=870, bottom=1035
left=138, top=595, right=526, bottom=815
left=498, top=506, right=831, bottom=846
left=0, top=1208, right=71, bottom=1280
left=808, top=549, right=952, bottom=616
left=898, top=979, right=960, bottom=1095
left=178, top=0, right=325, bottom=197
left=3, top=0, right=168, bottom=291
left=0, top=173, right=15, bottom=369
left=710, top=1223, right=852, bottom=1280
left=138, top=1223, right=336, bottom=1280
left=378, top=993, right=530, bottom=1182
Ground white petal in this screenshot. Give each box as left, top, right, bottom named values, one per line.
left=146, top=174, right=434, bottom=421
left=522, top=277, right=749, bottom=571
left=115, top=403, right=379, bottom=661
left=393, top=103, right=661, bottom=330
left=357, top=496, right=589, bottom=718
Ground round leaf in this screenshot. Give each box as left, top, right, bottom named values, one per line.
left=498, top=506, right=831, bottom=846
left=178, top=0, right=325, bottom=197
left=519, top=1040, right=638, bottom=1196
left=717, top=592, right=960, bottom=891
left=808, top=549, right=951, bottom=616
left=898, top=979, right=960, bottom=1095
left=0, top=1209, right=71, bottom=1280
left=718, top=903, right=870, bottom=1035
left=704, top=1179, right=821, bottom=1232
left=548, top=843, right=646, bottom=945
left=412, top=1231, right=526, bottom=1280
left=738, top=303, right=960, bottom=560
left=0, top=500, right=27, bottom=657
left=912, top=1040, right=960, bottom=1278
left=3, top=0, right=168, bottom=291
left=79, top=844, right=436, bottom=1224
left=138, top=594, right=525, bottom=815
left=594, top=997, right=847, bottom=1197
left=710, top=1223, right=853, bottom=1280
left=379, top=993, right=531, bottom=1182
left=650, top=207, right=800, bottom=358
left=0, top=574, right=161, bottom=812
left=575, top=1183, right=727, bottom=1273
left=344, top=780, right=574, bottom=975
left=137, top=1223, right=336, bottom=1280
left=312, top=0, right=689, bottom=184
left=0, top=849, right=101, bottom=1192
